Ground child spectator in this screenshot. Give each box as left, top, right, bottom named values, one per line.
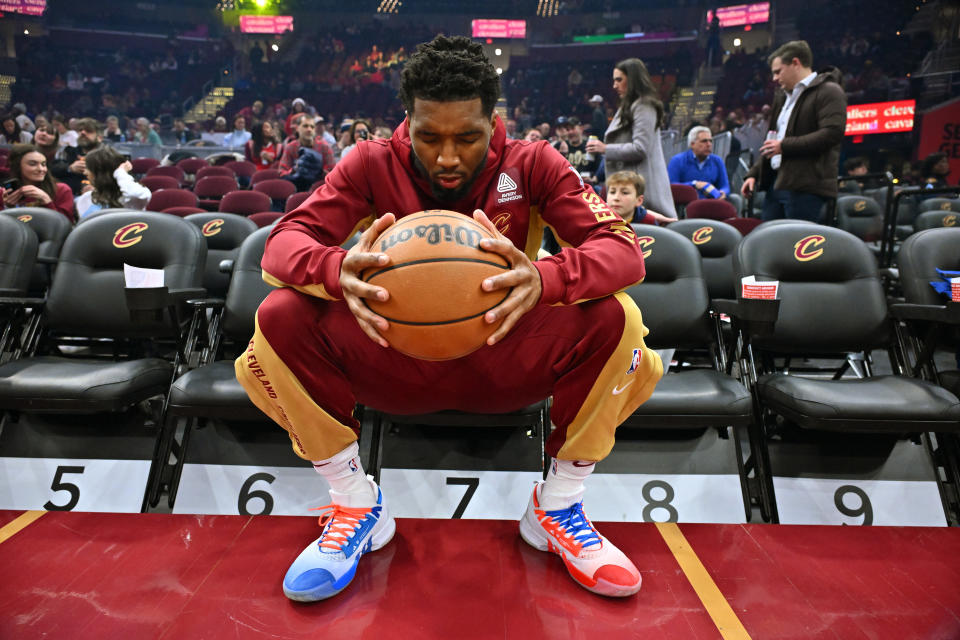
left=605, top=170, right=674, bottom=225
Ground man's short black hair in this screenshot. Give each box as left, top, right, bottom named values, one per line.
left=399, top=35, right=501, bottom=117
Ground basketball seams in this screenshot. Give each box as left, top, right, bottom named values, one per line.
left=363, top=257, right=510, bottom=283
left=366, top=288, right=512, bottom=326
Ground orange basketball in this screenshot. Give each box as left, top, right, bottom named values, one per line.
left=362, top=210, right=510, bottom=361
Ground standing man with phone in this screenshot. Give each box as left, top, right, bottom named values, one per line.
left=740, top=40, right=846, bottom=222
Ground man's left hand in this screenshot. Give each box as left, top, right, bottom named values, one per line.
left=759, top=138, right=782, bottom=157
left=473, top=208, right=542, bottom=346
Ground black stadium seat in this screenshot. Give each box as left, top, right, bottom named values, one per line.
left=727, top=223, right=960, bottom=523
left=0, top=214, right=38, bottom=296
left=184, top=213, right=258, bottom=299
left=155, top=227, right=276, bottom=507
left=1, top=208, right=68, bottom=296
left=0, top=211, right=206, bottom=510
left=668, top=219, right=742, bottom=301
left=621, top=226, right=754, bottom=518
left=836, top=195, right=883, bottom=243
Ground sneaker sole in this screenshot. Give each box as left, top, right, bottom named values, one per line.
left=519, top=503, right=641, bottom=598
left=283, top=512, right=397, bottom=602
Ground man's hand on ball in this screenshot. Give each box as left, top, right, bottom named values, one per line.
left=340, top=212, right=395, bottom=347
left=473, top=208, right=542, bottom=346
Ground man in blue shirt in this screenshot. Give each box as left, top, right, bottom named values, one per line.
left=667, top=126, right=730, bottom=199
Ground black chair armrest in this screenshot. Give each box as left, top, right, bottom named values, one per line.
left=186, top=297, right=225, bottom=310
left=218, top=259, right=234, bottom=274
left=0, top=295, right=46, bottom=307
left=36, top=256, right=58, bottom=265
left=890, top=302, right=960, bottom=324
left=713, top=297, right=781, bottom=335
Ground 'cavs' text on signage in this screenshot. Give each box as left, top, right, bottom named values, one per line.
left=845, top=100, right=915, bottom=136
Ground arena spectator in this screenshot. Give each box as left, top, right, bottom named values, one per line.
left=606, top=170, right=674, bottom=225
left=284, top=98, right=309, bottom=137
left=0, top=144, right=75, bottom=222
left=921, top=152, right=953, bottom=191
left=73, top=146, right=151, bottom=219
left=58, top=118, right=103, bottom=195
left=339, top=119, right=371, bottom=160
left=589, top=95, right=607, bottom=137
left=133, top=117, right=162, bottom=145
left=0, top=114, right=33, bottom=144
left=245, top=120, right=282, bottom=169
left=523, top=128, right=543, bottom=142
left=667, top=125, right=731, bottom=199
left=11, top=103, right=35, bottom=133
left=588, top=57, right=677, bottom=218
left=279, top=114, right=335, bottom=181
left=557, top=117, right=600, bottom=183
left=741, top=40, right=846, bottom=222
left=373, top=126, right=392, bottom=141
left=169, top=118, right=198, bottom=145
left=223, top=115, right=252, bottom=149
left=103, top=115, right=126, bottom=143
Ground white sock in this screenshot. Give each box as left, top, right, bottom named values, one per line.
left=539, top=458, right=595, bottom=511
left=311, top=441, right=377, bottom=507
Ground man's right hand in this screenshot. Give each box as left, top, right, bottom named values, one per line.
left=741, top=177, right=755, bottom=197
left=339, top=212, right=396, bottom=347
left=69, top=158, right=86, bottom=174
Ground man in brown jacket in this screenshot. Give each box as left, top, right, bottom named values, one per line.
left=741, top=40, right=847, bottom=222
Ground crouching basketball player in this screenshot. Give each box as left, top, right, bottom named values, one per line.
left=236, top=35, right=663, bottom=601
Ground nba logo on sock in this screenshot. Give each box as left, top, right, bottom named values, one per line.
left=551, top=459, right=558, bottom=476
left=348, top=458, right=358, bottom=473
left=626, top=348, right=642, bottom=374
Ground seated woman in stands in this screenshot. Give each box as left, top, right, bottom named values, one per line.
left=0, top=144, right=75, bottom=222
left=0, top=114, right=33, bottom=145
left=73, top=146, right=151, bottom=220
left=245, top=120, right=282, bottom=170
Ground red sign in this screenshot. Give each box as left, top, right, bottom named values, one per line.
left=0, top=0, right=46, bottom=15
left=845, top=100, right=915, bottom=136
left=239, top=15, right=294, bottom=34
left=917, top=96, right=960, bottom=182
left=471, top=19, right=526, bottom=39
left=706, top=3, right=770, bottom=28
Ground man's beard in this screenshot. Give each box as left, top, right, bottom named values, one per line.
left=411, top=150, right=487, bottom=204
left=78, top=137, right=99, bottom=152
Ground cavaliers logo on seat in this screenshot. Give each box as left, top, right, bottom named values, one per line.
left=942, top=202, right=953, bottom=211
left=691, top=226, right=713, bottom=245
left=113, top=223, right=149, bottom=248
left=944, top=215, right=957, bottom=227
left=636, top=236, right=654, bottom=259
left=201, top=219, right=225, bottom=236
left=854, top=200, right=867, bottom=212
left=794, top=234, right=825, bottom=262
left=16, top=214, right=32, bottom=222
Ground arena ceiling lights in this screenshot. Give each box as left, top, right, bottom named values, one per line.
left=536, top=0, right=559, bottom=17
left=377, top=0, right=400, bottom=13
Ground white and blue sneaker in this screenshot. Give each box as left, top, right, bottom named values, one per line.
left=283, top=478, right=395, bottom=602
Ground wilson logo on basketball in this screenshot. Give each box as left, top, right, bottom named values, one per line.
left=691, top=226, right=713, bottom=245
left=490, top=212, right=511, bottom=235
left=16, top=214, right=32, bottom=222
left=944, top=215, right=957, bottom=227
left=380, top=222, right=482, bottom=252
left=201, top=219, right=225, bottom=236
left=794, top=235, right=825, bottom=262
left=113, top=222, right=149, bottom=248
left=636, top=236, right=655, bottom=259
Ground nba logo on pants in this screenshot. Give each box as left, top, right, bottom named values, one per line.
left=627, top=349, right=642, bottom=375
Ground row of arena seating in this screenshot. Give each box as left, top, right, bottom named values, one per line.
left=1, top=208, right=958, bottom=523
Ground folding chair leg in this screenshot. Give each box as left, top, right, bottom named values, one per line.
left=167, top=417, right=196, bottom=509
left=927, top=432, right=960, bottom=526
left=731, top=423, right=754, bottom=522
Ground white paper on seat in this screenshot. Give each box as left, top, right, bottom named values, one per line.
left=123, top=264, right=165, bottom=288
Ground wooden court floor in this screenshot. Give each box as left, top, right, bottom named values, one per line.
left=2, top=510, right=959, bottom=639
